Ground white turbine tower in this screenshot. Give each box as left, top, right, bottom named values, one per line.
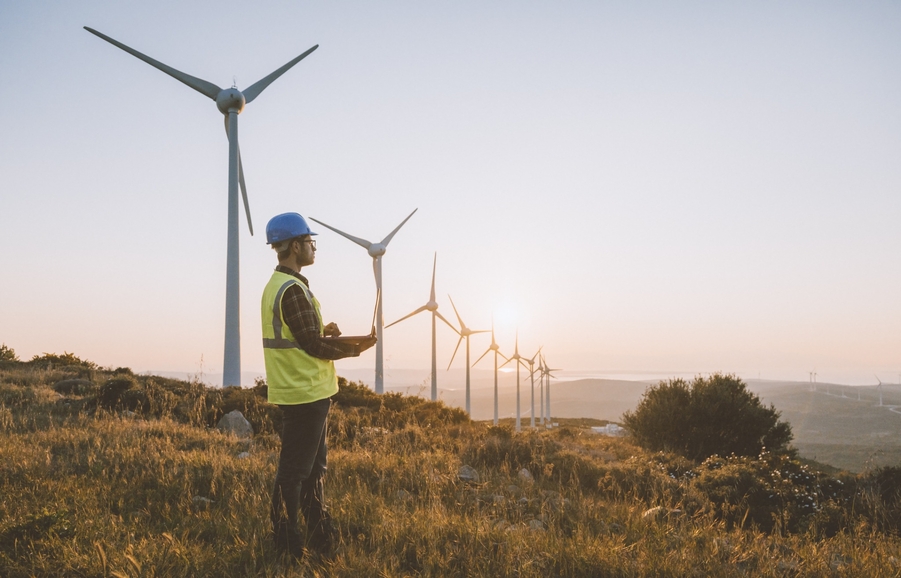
left=876, top=374, right=884, bottom=406
left=385, top=253, right=455, bottom=401
left=540, top=353, right=560, bottom=427
left=500, top=333, right=526, bottom=432
left=309, top=209, right=417, bottom=394
left=521, top=348, right=542, bottom=428
left=445, top=296, right=489, bottom=416
left=473, top=321, right=507, bottom=426
left=85, top=27, right=318, bottom=387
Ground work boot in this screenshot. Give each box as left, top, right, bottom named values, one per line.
left=273, top=528, right=305, bottom=561
left=306, top=516, right=338, bottom=560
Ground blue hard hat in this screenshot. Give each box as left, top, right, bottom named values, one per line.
left=266, top=212, right=317, bottom=244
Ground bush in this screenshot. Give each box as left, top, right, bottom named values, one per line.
left=0, top=343, right=19, bottom=362
left=622, top=373, right=792, bottom=462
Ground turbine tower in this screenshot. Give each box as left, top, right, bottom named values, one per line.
left=500, top=333, right=526, bottom=432
left=522, top=348, right=542, bottom=428
left=876, top=375, right=884, bottom=406
left=473, top=321, right=506, bottom=425
left=385, top=253, right=455, bottom=401
left=309, top=209, right=418, bottom=394
left=445, top=296, right=489, bottom=416
left=540, top=353, right=560, bottom=427
left=84, top=27, right=318, bottom=387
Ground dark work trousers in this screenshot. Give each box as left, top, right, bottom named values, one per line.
left=271, top=397, right=331, bottom=540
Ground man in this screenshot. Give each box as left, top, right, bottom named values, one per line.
left=261, top=212, right=376, bottom=560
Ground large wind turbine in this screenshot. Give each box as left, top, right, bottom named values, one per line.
left=500, top=333, right=527, bottom=432
left=84, top=27, right=318, bottom=387
left=309, top=210, right=417, bottom=394
left=445, top=296, right=489, bottom=416
left=473, top=321, right=507, bottom=425
left=385, top=254, right=455, bottom=401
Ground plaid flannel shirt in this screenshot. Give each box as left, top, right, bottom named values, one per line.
left=276, top=265, right=360, bottom=360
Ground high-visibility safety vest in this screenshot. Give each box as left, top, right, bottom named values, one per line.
left=261, top=270, right=338, bottom=405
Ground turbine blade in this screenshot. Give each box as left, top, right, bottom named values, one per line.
left=473, top=348, right=491, bottom=366
left=447, top=335, right=464, bottom=370
left=243, top=45, right=319, bottom=104
left=447, top=295, right=464, bottom=330
left=308, top=218, right=372, bottom=249
left=385, top=304, right=429, bottom=328
left=435, top=310, right=456, bottom=332
left=429, top=253, right=437, bottom=302
left=224, top=116, right=252, bottom=235
left=84, top=27, right=221, bottom=99
left=379, top=208, right=418, bottom=246
left=238, top=147, right=253, bottom=235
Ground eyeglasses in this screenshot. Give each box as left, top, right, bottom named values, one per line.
left=303, top=239, right=316, bottom=250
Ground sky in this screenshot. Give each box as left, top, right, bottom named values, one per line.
left=1, top=1, right=899, bottom=387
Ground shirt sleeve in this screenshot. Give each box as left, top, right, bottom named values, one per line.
left=280, top=283, right=361, bottom=360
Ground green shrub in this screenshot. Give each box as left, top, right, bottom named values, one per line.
left=623, top=373, right=792, bottom=462
left=0, top=343, right=19, bottom=362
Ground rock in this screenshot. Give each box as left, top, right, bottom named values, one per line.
left=53, top=379, right=94, bottom=396
left=528, top=519, right=545, bottom=531
left=642, top=506, right=664, bottom=519
left=396, top=489, right=412, bottom=501
left=457, top=465, right=480, bottom=483
left=507, top=484, right=521, bottom=495
left=192, top=496, right=214, bottom=510
left=237, top=452, right=250, bottom=459
left=216, top=410, right=253, bottom=439
left=518, top=468, right=534, bottom=483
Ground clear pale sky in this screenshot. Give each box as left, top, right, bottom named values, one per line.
left=1, top=1, right=899, bottom=386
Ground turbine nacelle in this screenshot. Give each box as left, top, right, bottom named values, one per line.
left=216, top=88, right=246, bottom=114
left=368, top=243, right=387, bottom=257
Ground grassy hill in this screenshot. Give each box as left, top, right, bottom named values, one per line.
left=3, top=356, right=901, bottom=576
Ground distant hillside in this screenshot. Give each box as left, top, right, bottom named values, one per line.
left=377, top=374, right=901, bottom=474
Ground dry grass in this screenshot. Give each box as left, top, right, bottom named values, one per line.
left=2, top=361, right=901, bottom=577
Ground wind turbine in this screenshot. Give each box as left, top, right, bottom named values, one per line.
left=521, top=348, right=542, bottom=428
left=445, top=296, right=489, bottom=416
left=309, top=209, right=418, bottom=394
left=473, top=321, right=507, bottom=426
left=876, top=375, right=884, bottom=406
left=84, top=27, right=318, bottom=387
left=500, top=333, right=527, bottom=432
left=385, top=253, right=455, bottom=401
left=540, top=353, right=561, bottom=427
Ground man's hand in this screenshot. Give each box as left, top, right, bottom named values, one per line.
left=323, top=322, right=341, bottom=337
left=357, top=336, right=377, bottom=352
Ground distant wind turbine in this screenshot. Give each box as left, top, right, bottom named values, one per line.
left=521, top=348, right=542, bottom=428
left=445, top=296, right=489, bottom=416
left=473, top=320, right=507, bottom=425
left=84, top=27, right=318, bottom=386
left=876, top=374, right=884, bottom=406
left=309, top=209, right=417, bottom=394
left=540, top=353, right=561, bottom=427
left=385, top=253, right=455, bottom=401
left=500, top=333, right=526, bottom=432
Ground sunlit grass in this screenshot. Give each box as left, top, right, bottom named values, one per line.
left=2, top=360, right=901, bottom=577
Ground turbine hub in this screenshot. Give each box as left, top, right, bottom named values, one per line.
left=216, top=88, right=246, bottom=114
left=369, top=243, right=386, bottom=257
left=426, top=301, right=438, bottom=311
